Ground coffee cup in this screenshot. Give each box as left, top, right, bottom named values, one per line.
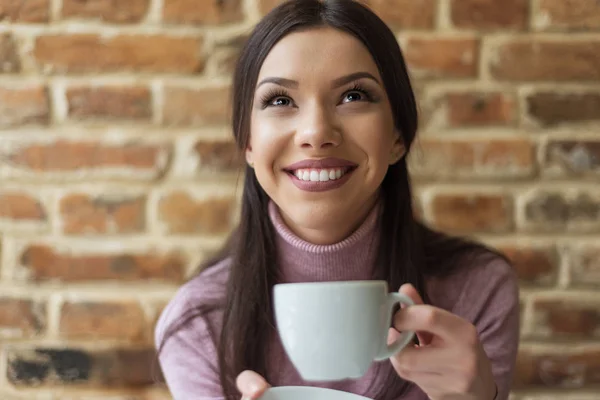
left=273, top=280, right=414, bottom=381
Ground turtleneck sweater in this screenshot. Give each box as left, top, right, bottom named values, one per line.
left=155, top=201, right=519, bottom=400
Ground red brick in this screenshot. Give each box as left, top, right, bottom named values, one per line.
left=163, top=86, right=230, bottom=126
left=7, top=140, right=168, bottom=175
left=499, top=246, right=558, bottom=286
left=0, top=33, right=20, bottom=72
left=450, top=0, right=528, bottom=30
left=532, top=298, right=600, bottom=338
left=19, top=244, right=186, bottom=282
left=33, top=34, right=204, bottom=74
left=445, top=91, right=517, bottom=127
left=0, top=298, right=45, bottom=336
left=526, top=92, right=600, bottom=126
left=194, top=140, right=242, bottom=172
left=0, top=0, right=49, bottom=22
left=405, top=37, right=479, bottom=78
left=490, top=39, right=600, bottom=81
left=570, top=245, right=600, bottom=287
left=544, top=140, right=600, bottom=177
left=66, top=86, right=152, bottom=121
left=523, top=191, right=600, bottom=232
left=429, top=193, right=513, bottom=233
left=0, top=86, right=50, bottom=127
left=258, top=0, right=285, bottom=15
left=514, top=348, right=600, bottom=388
left=361, top=0, right=436, bottom=29
left=7, top=346, right=157, bottom=387
left=59, top=300, right=146, bottom=340
left=536, top=0, right=600, bottom=31
left=0, top=192, right=46, bottom=222
left=164, top=0, right=243, bottom=24
left=411, top=138, right=535, bottom=179
left=60, top=194, right=146, bottom=235
left=158, top=191, right=235, bottom=234
left=62, top=0, right=149, bottom=23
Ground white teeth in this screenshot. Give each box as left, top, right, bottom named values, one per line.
left=319, top=170, right=329, bottom=181
left=292, top=168, right=349, bottom=182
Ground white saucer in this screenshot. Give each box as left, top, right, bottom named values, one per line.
left=260, top=386, right=372, bottom=400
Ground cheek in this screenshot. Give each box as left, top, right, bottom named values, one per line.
left=346, top=116, right=395, bottom=165
left=249, top=117, right=288, bottom=170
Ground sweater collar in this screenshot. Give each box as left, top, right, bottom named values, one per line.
left=268, top=200, right=381, bottom=283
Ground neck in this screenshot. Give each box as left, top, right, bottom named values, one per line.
left=268, top=199, right=382, bottom=283
left=275, top=194, right=380, bottom=245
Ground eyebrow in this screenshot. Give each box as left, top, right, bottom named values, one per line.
left=256, top=71, right=380, bottom=90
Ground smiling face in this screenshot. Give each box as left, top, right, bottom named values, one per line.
left=247, top=27, right=404, bottom=244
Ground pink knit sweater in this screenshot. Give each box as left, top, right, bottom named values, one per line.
left=155, top=202, right=520, bottom=400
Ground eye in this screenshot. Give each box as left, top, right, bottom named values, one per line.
left=259, top=88, right=294, bottom=109
left=271, top=97, right=292, bottom=107
left=341, top=83, right=373, bottom=104
left=343, top=91, right=364, bottom=103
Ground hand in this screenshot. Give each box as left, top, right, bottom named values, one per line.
left=236, top=370, right=270, bottom=399
left=389, top=284, right=497, bottom=400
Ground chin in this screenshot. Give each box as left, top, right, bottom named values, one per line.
left=283, top=202, right=347, bottom=228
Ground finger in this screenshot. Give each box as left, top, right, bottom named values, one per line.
left=390, top=369, right=448, bottom=400
left=391, top=356, right=443, bottom=387
left=395, top=367, right=480, bottom=400
left=398, top=283, right=424, bottom=305
left=398, top=284, right=433, bottom=345
left=393, top=305, right=472, bottom=345
left=392, top=344, right=459, bottom=374
left=236, top=370, right=270, bottom=399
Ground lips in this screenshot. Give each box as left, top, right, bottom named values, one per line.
left=283, top=157, right=358, bottom=192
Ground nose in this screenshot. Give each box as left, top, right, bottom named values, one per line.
left=294, top=102, right=342, bottom=149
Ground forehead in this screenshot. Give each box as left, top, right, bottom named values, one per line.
left=257, top=27, right=381, bottom=82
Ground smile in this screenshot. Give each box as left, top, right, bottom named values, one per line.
left=285, top=166, right=356, bottom=192
left=292, top=167, right=352, bottom=182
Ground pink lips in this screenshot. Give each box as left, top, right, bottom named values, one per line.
left=284, top=157, right=358, bottom=193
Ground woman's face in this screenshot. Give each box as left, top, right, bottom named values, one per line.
left=247, top=27, right=404, bottom=244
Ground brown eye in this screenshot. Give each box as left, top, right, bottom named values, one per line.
left=272, top=97, right=292, bottom=107
left=343, top=91, right=363, bottom=103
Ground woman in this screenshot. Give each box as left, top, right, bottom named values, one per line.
left=154, top=1, right=520, bottom=399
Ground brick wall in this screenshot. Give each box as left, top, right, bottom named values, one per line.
left=0, top=0, right=598, bottom=399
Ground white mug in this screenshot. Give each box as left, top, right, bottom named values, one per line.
left=273, top=280, right=414, bottom=381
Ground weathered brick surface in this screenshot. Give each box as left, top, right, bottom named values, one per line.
left=1, top=1, right=598, bottom=398
left=0, top=86, right=50, bottom=127
left=33, top=35, right=205, bottom=74
left=59, top=300, right=147, bottom=340
left=164, top=0, right=244, bottom=24
left=18, top=244, right=187, bottom=283
left=62, top=0, right=150, bottom=23
left=0, top=0, right=50, bottom=22
left=450, top=0, right=529, bottom=30
left=59, top=193, right=146, bottom=235
left=535, top=0, right=600, bottom=31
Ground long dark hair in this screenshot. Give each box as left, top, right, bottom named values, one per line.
left=156, top=1, right=504, bottom=398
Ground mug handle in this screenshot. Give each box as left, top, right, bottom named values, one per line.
left=374, top=292, right=415, bottom=361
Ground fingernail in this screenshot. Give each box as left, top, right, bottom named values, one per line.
left=249, top=382, right=262, bottom=396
